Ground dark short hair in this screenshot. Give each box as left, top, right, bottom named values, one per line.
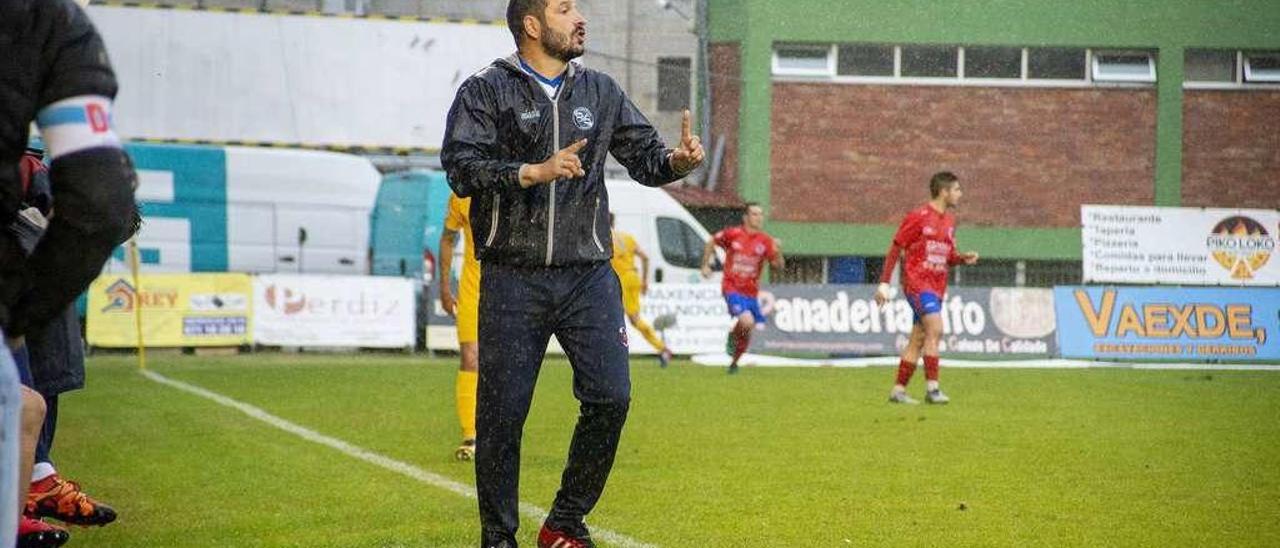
left=506, top=0, right=548, bottom=43
left=742, top=202, right=762, bottom=216
left=929, top=171, right=959, bottom=198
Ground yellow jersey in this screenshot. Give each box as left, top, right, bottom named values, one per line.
left=445, top=194, right=481, bottom=297
left=611, top=230, right=641, bottom=283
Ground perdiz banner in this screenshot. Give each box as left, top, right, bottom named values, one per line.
left=1082, top=205, right=1280, bottom=286
left=1055, top=286, right=1280, bottom=362
left=425, top=282, right=734, bottom=355
left=751, top=285, right=1057, bottom=356
left=87, top=273, right=252, bottom=347
left=254, top=275, right=415, bottom=348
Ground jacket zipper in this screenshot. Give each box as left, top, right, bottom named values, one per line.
left=484, top=195, right=501, bottom=246
left=591, top=195, right=604, bottom=253
left=546, top=99, right=559, bottom=266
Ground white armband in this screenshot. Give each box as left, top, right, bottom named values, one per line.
left=35, top=95, right=121, bottom=159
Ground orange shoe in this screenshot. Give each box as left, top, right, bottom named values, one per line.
left=26, top=475, right=118, bottom=526
left=17, top=516, right=69, bottom=547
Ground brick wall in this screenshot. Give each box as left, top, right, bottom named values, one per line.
left=1182, top=90, right=1280, bottom=209
left=769, top=84, right=1157, bottom=228
left=708, top=42, right=741, bottom=197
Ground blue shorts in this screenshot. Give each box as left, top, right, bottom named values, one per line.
left=906, top=291, right=943, bottom=324
left=725, top=292, right=766, bottom=324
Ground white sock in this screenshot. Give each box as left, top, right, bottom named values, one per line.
left=927, top=380, right=940, bottom=392
left=31, top=462, right=57, bottom=483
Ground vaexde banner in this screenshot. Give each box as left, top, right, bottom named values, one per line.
left=1055, top=286, right=1280, bottom=361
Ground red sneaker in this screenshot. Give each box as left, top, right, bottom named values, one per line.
left=537, top=523, right=596, bottom=548
left=26, top=474, right=118, bottom=526
left=17, top=516, right=69, bottom=548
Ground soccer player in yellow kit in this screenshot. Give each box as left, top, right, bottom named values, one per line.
left=610, top=214, right=674, bottom=368
left=439, top=193, right=481, bottom=460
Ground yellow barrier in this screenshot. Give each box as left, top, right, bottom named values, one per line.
left=87, top=272, right=253, bottom=348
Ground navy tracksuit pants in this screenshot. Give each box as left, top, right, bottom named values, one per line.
left=476, top=261, right=631, bottom=542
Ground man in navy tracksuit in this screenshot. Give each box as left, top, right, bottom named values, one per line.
left=441, top=1, right=704, bottom=546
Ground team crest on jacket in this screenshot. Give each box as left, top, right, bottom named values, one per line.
left=618, top=325, right=629, bottom=347
left=573, top=107, right=595, bottom=130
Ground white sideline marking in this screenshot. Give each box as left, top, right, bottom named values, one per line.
left=141, top=369, right=656, bottom=548
left=690, top=353, right=1280, bottom=371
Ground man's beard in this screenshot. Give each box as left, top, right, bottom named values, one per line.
left=541, top=25, right=584, bottom=63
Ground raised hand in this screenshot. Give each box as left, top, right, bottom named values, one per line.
left=670, top=110, right=705, bottom=175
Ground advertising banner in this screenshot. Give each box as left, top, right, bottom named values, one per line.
left=1055, top=286, right=1280, bottom=361
left=425, top=282, right=734, bottom=355
left=254, top=275, right=415, bottom=348
left=86, top=273, right=252, bottom=347
left=1082, top=205, right=1280, bottom=286
left=752, top=285, right=1057, bottom=356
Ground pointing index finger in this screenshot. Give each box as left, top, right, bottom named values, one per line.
left=681, top=110, right=692, bottom=144
left=566, top=138, right=588, bottom=153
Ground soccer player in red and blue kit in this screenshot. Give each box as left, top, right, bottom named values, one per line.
left=701, top=203, right=784, bottom=374
left=875, top=172, right=978, bottom=404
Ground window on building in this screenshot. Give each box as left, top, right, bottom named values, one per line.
left=964, top=46, right=1022, bottom=79
left=837, top=44, right=894, bottom=77
left=1244, top=52, right=1280, bottom=83
left=657, top=57, right=692, bottom=111
left=1092, top=51, right=1156, bottom=82
left=1185, top=49, right=1237, bottom=82
left=655, top=217, right=705, bottom=269
left=773, top=44, right=833, bottom=76
left=1027, top=48, right=1086, bottom=80
left=900, top=45, right=957, bottom=77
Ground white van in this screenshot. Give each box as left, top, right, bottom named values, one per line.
left=106, top=143, right=381, bottom=275
left=606, top=180, right=723, bottom=285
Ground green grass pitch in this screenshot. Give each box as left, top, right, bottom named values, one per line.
left=51, top=354, right=1280, bottom=547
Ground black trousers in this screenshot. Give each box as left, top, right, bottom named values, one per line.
left=476, top=261, right=631, bottom=543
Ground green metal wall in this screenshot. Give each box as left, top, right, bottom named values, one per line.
left=708, top=0, right=1280, bottom=259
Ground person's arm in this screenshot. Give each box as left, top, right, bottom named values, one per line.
left=875, top=243, right=901, bottom=307
left=442, top=79, right=530, bottom=196
left=635, top=246, right=650, bottom=293
left=609, top=81, right=703, bottom=186
left=699, top=238, right=718, bottom=279
left=948, top=246, right=979, bottom=266
left=441, top=77, right=589, bottom=196
left=880, top=243, right=903, bottom=285
left=6, top=0, right=137, bottom=337
left=438, top=229, right=459, bottom=317
left=769, top=237, right=785, bottom=270
left=875, top=214, right=917, bottom=307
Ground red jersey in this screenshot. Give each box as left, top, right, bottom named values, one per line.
left=882, top=204, right=961, bottom=296
left=713, top=226, right=778, bottom=297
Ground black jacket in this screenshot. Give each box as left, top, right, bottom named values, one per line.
left=1, top=0, right=135, bottom=336
left=441, top=54, right=683, bottom=267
